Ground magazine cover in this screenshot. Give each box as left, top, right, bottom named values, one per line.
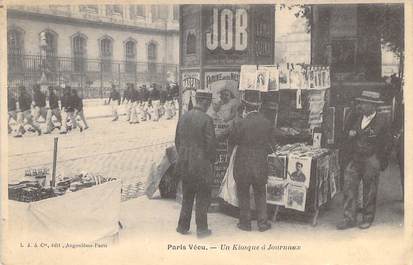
left=287, top=155, right=312, bottom=188
left=239, top=65, right=257, bottom=91
left=285, top=184, right=307, bottom=212
left=266, top=177, right=286, bottom=206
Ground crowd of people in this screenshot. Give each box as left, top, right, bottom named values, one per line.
left=8, top=84, right=89, bottom=137
left=8, top=81, right=179, bottom=138
left=108, top=82, right=179, bottom=123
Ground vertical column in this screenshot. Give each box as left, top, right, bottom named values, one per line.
left=146, top=5, right=152, bottom=24
left=168, top=5, right=174, bottom=21
left=98, top=5, right=106, bottom=17
left=124, top=5, right=130, bottom=21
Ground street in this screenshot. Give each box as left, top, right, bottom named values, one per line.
left=6, top=105, right=405, bottom=265
left=8, top=105, right=177, bottom=200
left=8, top=107, right=404, bottom=229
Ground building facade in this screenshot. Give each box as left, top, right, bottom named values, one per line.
left=7, top=5, right=179, bottom=97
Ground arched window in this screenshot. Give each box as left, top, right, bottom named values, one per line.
left=8, top=28, right=24, bottom=55
left=72, top=33, right=87, bottom=72
left=186, top=32, right=196, bottom=55
left=40, top=30, right=58, bottom=72
left=125, top=39, right=137, bottom=73
left=148, top=42, right=157, bottom=60
left=7, top=28, right=24, bottom=73
left=147, top=42, right=158, bottom=76
left=100, top=36, right=113, bottom=72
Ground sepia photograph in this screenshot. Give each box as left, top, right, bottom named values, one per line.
left=285, top=184, right=307, bottom=212
left=266, top=176, right=286, bottom=205
left=287, top=155, right=312, bottom=187
left=267, top=153, right=286, bottom=179
left=1, top=2, right=410, bottom=265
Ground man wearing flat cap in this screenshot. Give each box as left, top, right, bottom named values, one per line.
left=337, top=90, right=391, bottom=230
left=229, top=90, right=273, bottom=232
left=175, top=89, right=216, bottom=238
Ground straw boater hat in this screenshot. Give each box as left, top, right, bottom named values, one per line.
left=195, top=89, right=212, bottom=100
left=355, top=90, right=384, bottom=104
left=241, top=90, right=261, bottom=107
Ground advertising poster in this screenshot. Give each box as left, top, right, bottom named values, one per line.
left=181, top=72, right=200, bottom=113
left=290, top=65, right=304, bottom=90
left=213, top=140, right=229, bottom=187
left=259, top=66, right=279, bottom=91
left=256, top=68, right=270, bottom=92
left=205, top=71, right=240, bottom=103
left=239, top=65, right=257, bottom=90
left=278, top=64, right=290, bottom=89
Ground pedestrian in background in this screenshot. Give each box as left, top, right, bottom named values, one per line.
left=175, top=90, right=216, bottom=238
left=149, top=83, right=160, bottom=122
left=141, top=84, right=150, bottom=121
left=229, top=90, right=273, bottom=232
left=122, top=84, right=132, bottom=122
left=44, top=86, right=62, bottom=134
left=108, top=84, right=121, bottom=121
left=60, top=85, right=76, bottom=134
left=337, top=90, right=391, bottom=230
left=164, top=84, right=175, bottom=120
left=159, top=85, right=168, bottom=119
left=129, top=84, right=140, bottom=124
left=72, top=88, right=89, bottom=131
left=32, top=84, right=48, bottom=123
left=15, top=85, right=42, bottom=137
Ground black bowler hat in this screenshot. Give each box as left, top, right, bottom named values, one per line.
left=195, top=89, right=212, bottom=100
left=355, top=90, right=384, bottom=104
left=242, top=90, right=261, bottom=107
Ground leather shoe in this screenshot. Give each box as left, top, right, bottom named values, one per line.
left=176, top=227, right=190, bottom=235
left=237, top=223, right=252, bottom=231
left=336, top=220, right=356, bottom=230
left=258, top=223, right=271, bottom=232
left=197, top=229, right=212, bottom=238
left=358, top=216, right=374, bottom=230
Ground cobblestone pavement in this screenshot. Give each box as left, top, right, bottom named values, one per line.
left=8, top=115, right=177, bottom=201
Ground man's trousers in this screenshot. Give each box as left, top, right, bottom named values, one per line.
left=45, top=108, right=62, bottom=133
left=61, top=110, right=76, bottom=132
left=343, top=154, right=380, bottom=223
left=177, top=182, right=211, bottom=232
left=236, top=182, right=268, bottom=228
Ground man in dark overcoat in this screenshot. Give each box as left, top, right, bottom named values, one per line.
left=337, top=90, right=391, bottom=230
left=229, top=90, right=273, bottom=232
left=175, top=90, right=216, bottom=238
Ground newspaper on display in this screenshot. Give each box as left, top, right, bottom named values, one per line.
left=266, top=143, right=338, bottom=212
left=239, top=64, right=330, bottom=92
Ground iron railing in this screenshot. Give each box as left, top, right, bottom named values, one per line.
left=8, top=54, right=179, bottom=98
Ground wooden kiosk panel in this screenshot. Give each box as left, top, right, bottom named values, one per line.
left=179, top=4, right=275, bottom=210
left=180, top=4, right=275, bottom=90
